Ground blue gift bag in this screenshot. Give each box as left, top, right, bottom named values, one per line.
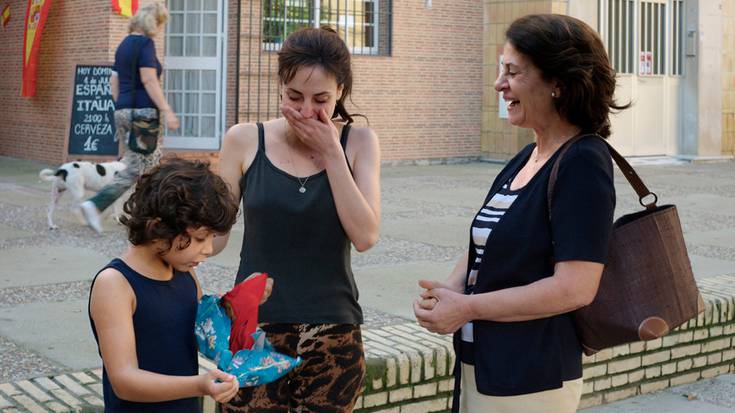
left=195, top=295, right=301, bottom=387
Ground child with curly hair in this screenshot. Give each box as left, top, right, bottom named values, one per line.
left=88, top=158, right=272, bottom=412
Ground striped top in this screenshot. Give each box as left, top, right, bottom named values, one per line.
left=460, top=176, right=521, bottom=364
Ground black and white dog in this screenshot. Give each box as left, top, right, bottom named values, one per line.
left=39, top=160, right=127, bottom=229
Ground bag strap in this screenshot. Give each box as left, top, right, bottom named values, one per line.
left=547, top=135, right=658, bottom=218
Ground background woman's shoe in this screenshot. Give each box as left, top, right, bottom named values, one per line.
left=80, top=201, right=103, bottom=234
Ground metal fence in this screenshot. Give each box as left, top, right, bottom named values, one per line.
left=239, top=0, right=392, bottom=122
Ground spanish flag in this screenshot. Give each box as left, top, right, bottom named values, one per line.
left=112, top=0, right=138, bottom=18
left=2, top=4, right=10, bottom=28
left=22, top=0, right=52, bottom=97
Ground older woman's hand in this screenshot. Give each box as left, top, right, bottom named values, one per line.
left=413, top=280, right=472, bottom=335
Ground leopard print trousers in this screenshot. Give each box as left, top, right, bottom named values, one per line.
left=220, top=324, right=365, bottom=413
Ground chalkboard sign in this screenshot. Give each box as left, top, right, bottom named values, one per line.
left=68, top=65, right=118, bottom=156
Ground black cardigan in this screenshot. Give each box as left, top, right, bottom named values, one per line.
left=451, top=137, right=615, bottom=406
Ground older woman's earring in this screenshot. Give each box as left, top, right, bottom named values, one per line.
left=551, top=91, right=557, bottom=98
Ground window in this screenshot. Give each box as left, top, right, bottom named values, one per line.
left=163, top=0, right=224, bottom=150
left=601, top=0, right=636, bottom=74
left=640, top=1, right=666, bottom=75
left=600, top=0, right=684, bottom=76
left=262, top=0, right=391, bottom=55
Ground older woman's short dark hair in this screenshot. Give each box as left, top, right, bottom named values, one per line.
left=506, top=14, right=630, bottom=138
left=120, top=158, right=238, bottom=252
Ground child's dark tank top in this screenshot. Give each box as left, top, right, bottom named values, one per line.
left=88, top=258, right=200, bottom=412
left=236, top=122, right=363, bottom=324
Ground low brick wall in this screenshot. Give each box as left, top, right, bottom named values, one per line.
left=578, top=274, right=735, bottom=409
left=354, top=324, right=455, bottom=413
left=1, top=274, right=733, bottom=412
left=351, top=274, right=735, bottom=412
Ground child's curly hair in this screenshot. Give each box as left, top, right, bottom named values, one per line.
left=120, top=158, right=238, bottom=252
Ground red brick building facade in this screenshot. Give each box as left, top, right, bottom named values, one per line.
left=0, top=0, right=483, bottom=165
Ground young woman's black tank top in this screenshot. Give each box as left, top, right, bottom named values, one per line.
left=88, top=258, right=200, bottom=412
left=236, top=122, right=363, bottom=324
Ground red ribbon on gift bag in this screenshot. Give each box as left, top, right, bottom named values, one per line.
left=221, top=273, right=268, bottom=353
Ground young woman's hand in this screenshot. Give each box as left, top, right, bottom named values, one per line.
left=200, top=369, right=239, bottom=403
left=243, top=272, right=274, bottom=304
left=280, top=105, right=341, bottom=159
left=260, top=277, right=273, bottom=304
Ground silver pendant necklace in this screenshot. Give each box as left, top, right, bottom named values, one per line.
left=297, top=176, right=309, bottom=193
left=285, top=130, right=312, bottom=194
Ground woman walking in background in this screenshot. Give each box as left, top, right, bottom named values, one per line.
left=81, top=2, right=179, bottom=234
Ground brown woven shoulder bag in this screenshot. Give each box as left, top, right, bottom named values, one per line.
left=548, top=135, right=705, bottom=356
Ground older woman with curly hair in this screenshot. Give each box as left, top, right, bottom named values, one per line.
left=414, top=14, right=630, bottom=413
left=81, top=2, right=179, bottom=234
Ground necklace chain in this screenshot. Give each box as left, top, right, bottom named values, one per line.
left=532, top=149, right=550, bottom=164
left=297, top=176, right=309, bottom=193
left=286, top=135, right=309, bottom=194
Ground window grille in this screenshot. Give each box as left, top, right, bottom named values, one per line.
left=602, top=0, right=636, bottom=74
left=262, top=0, right=391, bottom=56
left=600, top=0, right=685, bottom=76
left=640, top=1, right=666, bottom=75
left=671, top=0, right=684, bottom=75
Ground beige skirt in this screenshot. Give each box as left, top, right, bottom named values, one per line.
left=459, top=363, right=583, bottom=413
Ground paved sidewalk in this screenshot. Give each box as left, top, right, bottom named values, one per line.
left=581, top=374, right=735, bottom=412
left=1, top=155, right=734, bottom=412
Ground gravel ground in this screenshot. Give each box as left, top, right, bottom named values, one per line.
left=0, top=336, right=60, bottom=384
left=0, top=196, right=414, bottom=320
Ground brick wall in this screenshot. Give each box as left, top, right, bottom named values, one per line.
left=349, top=0, right=483, bottom=161
left=229, top=0, right=484, bottom=162
left=354, top=323, right=455, bottom=413
left=2, top=0, right=483, bottom=165
left=349, top=274, right=735, bottom=413
left=0, top=0, right=110, bottom=164
left=0, top=0, right=164, bottom=165
left=3, top=1, right=734, bottom=165
left=578, top=274, right=735, bottom=408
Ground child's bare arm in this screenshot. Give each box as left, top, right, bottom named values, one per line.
left=90, top=269, right=238, bottom=402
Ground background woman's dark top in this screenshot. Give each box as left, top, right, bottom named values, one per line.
left=455, top=137, right=615, bottom=397
left=236, top=123, right=363, bottom=324
left=113, top=35, right=162, bottom=109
